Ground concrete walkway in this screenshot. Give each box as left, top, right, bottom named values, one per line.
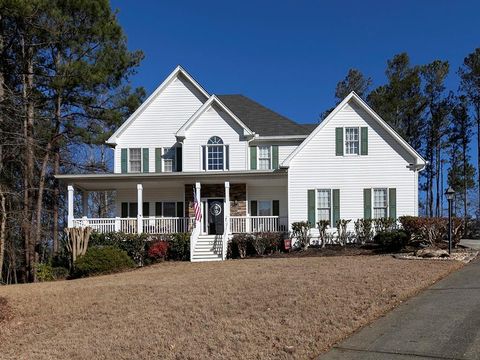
left=320, top=258, right=480, bottom=359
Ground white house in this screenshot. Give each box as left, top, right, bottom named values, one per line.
left=56, top=66, right=426, bottom=261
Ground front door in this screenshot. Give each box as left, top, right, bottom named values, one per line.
left=207, top=199, right=224, bottom=235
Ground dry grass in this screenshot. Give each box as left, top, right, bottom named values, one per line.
left=0, top=256, right=462, bottom=360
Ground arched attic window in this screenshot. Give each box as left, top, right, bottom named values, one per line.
left=203, top=136, right=229, bottom=170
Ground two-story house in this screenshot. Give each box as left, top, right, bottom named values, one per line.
left=56, top=66, right=426, bottom=261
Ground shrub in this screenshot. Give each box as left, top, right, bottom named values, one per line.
left=89, top=232, right=149, bottom=266
left=36, top=263, right=55, bottom=282
left=52, top=266, right=69, bottom=280
left=317, top=220, right=330, bottom=248
left=231, top=234, right=252, bottom=258
left=373, top=217, right=397, bottom=233
left=256, top=232, right=283, bottom=253
left=354, top=218, right=373, bottom=244
left=148, top=240, right=169, bottom=261
left=167, top=233, right=190, bottom=261
left=374, top=230, right=409, bottom=251
left=291, top=221, right=311, bottom=250
left=399, top=216, right=452, bottom=247
left=73, top=246, right=134, bottom=278
left=336, top=219, right=351, bottom=246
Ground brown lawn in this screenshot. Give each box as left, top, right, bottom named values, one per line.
left=0, top=256, right=462, bottom=360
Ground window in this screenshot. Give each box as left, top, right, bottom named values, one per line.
left=345, top=127, right=359, bottom=155
left=163, top=147, right=176, bottom=172
left=129, top=148, right=141, bottom=172
left=316, top=189, right=331, bottom=222
left=163, top=202, right=176, bottom=217
left=258, top=146, right=271, bottom=170
left=207, top=136, right=224, bottom=170
left=258, top=200, right=272, bottom=216
left=373, top=188, right=388, bottom=218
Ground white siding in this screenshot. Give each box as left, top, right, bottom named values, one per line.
left=115, top=187, right=184, bottom=217
left=288, top=101, right=418, bottom=233
left=183, top=104, right=248, bottom=171
left=247, top=185, right=288, bottom=217
left=114, top=75, right=206, bottom=173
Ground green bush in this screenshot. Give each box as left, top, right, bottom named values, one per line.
left=167, top=233, right=190, bottom=261
left=73, top=246, right=135, bottom=278
left=291, top=221, right=311, bottom=250
left=36, top=263, right=70, bottom=282
left=89, top=232, right=149, bottom=266
left=230, top=234, right=252, bottom=258
left=253, top=232, right=282, bottom=254
left=373, top=230, right=409, bottom=251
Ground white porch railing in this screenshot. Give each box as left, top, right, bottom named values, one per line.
left=229, top=216, right=288, bottom=233
left=72, top=217, right=194, bottom=234
left=143, top=217, right=195, bottom=234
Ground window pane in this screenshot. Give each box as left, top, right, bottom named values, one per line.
left=258, top=200, right=272, bottom=216
left=163, top=147, right=175, bottom=172
left=208, top=145, right=224, bottom=170
left=163, top=202, right=176, bottom=217
left=345, top=127, right=359, bottom=155
left=316, top=189, right=331, bottom=222
left=129, top=148, right=141, bottom=172
left=258, top=146, right=271, bottom=170
left=374, top=208, right=387, bottom=219
left=373, top=188, right=387, bottom=218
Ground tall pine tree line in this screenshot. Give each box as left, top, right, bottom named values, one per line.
left=0, top=0, right=144, bottom=283
left=327, top=51, right=480, bottom=221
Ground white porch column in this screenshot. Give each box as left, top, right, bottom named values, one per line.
left=195, top=182, right=201, bottom=230
left=82, top=191, right=89, bottom=218
left=67, top=185, right=74, bottom=228
left=137, top=184, right=143, bottom=234
left=224, top=181, right=230, bottom=230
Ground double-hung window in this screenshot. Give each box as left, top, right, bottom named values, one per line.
left=316, top=189, right=331, bottom=222
left=258, top=200, right=272, bottom=216
left=373, top=188, right=388, bottom=218
left=129, top=148, right=141, bottom=172
left=207, top=136, right=225, bottom=170
left=345, top=127, right=359, bottom=155
left=162, top=147, right=176, bottom=172
left=258, top=146, right=271, bottom=170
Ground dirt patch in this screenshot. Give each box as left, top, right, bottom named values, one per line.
left=0, top=256, right=463, bottom=360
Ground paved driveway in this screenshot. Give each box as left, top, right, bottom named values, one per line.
left=320, top=258, right=480, bottom=359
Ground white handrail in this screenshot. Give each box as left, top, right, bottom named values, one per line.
left=229, top=216, right=288, bottom=233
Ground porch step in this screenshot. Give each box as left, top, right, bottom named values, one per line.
left=192, top=235, right=223, bottom=262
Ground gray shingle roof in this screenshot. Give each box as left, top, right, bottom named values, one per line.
left=217, top=94, right=315, bottom=136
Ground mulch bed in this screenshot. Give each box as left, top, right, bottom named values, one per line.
left=269, top=245, right=378, bottom=258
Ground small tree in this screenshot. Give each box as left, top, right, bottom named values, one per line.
left=64, top=227, right=92, bottom=268
left=354, top=218, right=373, bottom=244
left=291, top=221, right=311, bottom=250
left=317, top=220, right=330, bottom=248
left=336, top=219, right=351, bottom=246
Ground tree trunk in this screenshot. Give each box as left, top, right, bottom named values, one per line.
left=477, top=106, right=480, bottom=219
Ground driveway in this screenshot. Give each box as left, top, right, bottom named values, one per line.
left=320, top=258, right=480, bottom=359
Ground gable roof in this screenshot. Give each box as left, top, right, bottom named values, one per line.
left=176, top=95, right=254, bottom=138
left=106, top=65, right=209, bottom=145
left=282, top=92, right=427, bottom=167
left=217, top=95, right=312, bottom=136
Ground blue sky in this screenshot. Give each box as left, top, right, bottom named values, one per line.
left=111, top=0, right=480, bottom=125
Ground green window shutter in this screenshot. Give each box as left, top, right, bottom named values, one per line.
left=121, top=149, right=128, bottom=173
left=176, top=202, right=183, bottom=218
left=121, top=202, right=128, bottom=218
left=202, top=146, right=206, bottom=171
left=272, top=145, right=279, bottom=169
left=225, top=145, right=229, bottom=170
left=389, top=188, right=397, bottom=220
left=363, top=189, right=372, bottom=219
left=272, top=200, right=280, bottom=216
left=129, top=203, right=138, bottom=218
left=143, top=202, right=150, bottom=217
left=155, top=148, right=162, bottom=173
left=250, top=146, right=257, bottom=170
left=335, top=128, right=344, bottom=156
left=176, top=146, right=182, bottom=172
left=142, top=148, right=149, bottom=173
left=361, top=127, right=368, bottom=155
left=155, top=202, right=163, bottom=217
left=307, top=189, right=315, bottom=226
left=250, top=200, right=258, bottom=216
left=332, top=189, right=340, bottom=227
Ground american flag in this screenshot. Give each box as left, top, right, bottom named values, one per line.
left=193, top=187, right=202, bottom=222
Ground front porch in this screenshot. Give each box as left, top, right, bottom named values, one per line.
left=59, top=171, right=288, bottom=261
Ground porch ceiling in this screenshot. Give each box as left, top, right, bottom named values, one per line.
left=55, top=170, right=287, bottom=191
